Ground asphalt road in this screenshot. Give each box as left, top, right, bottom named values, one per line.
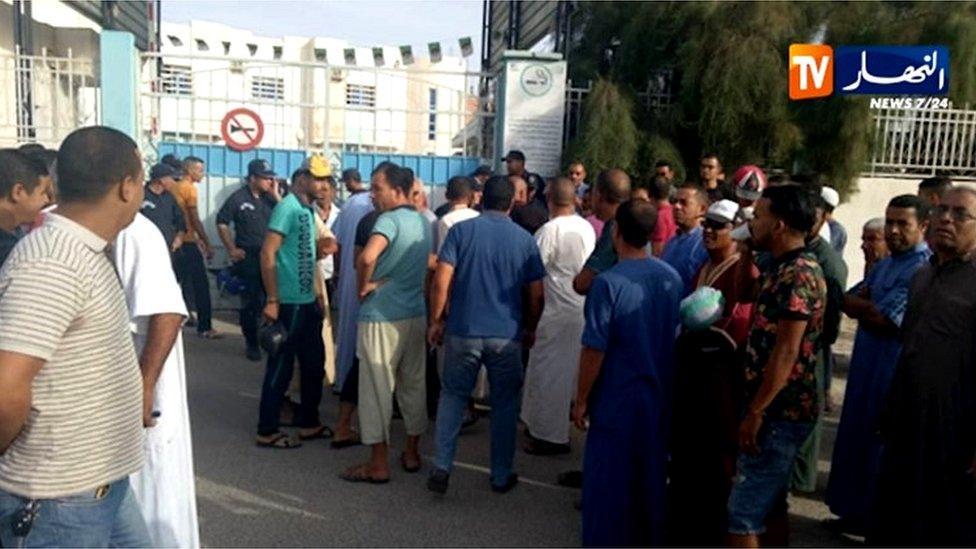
left=185, top=314, right=854, bottom=547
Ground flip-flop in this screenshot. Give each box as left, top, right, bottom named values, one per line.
left=400, top=452, right=422, bottom=473
left=298, top=425, right=334, bottom=440
left=330, top=435, right=361, bottom=449
left=339, top=465, right=389, bottom=484
left=256, top=432, right=302, bottom=449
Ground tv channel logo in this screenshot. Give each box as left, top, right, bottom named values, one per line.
left=789, top=44, right=833, bottom=100
left=790, top=45, right=949, bottom=100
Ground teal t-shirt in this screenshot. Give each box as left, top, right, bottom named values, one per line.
left=359, top=206, right=432, bottom=322
left=268, top=193, right=316, bottom=305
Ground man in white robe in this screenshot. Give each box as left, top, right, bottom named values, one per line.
left=115, top=213, right=200, bottom=548
left=521, top=177, right=596, bottom=454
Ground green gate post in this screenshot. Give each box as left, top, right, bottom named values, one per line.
left=99, top=30, right=138, bottom=138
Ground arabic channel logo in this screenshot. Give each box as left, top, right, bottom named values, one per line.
left=789, top=45, right=949, bottom=100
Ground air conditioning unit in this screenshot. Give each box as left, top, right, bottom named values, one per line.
left=330, top=68, right=345, bottom=82
left=229, top=60, right=244, bottom=74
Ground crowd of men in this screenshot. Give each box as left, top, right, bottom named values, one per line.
left=0, top=125, right=974, bottom=548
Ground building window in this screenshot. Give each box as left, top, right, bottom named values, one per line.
left=167, top=35, right=183, bottom=47
left=251, top=76, right=284, bottom=100
left=247, top=43, right=258, bottom=56
left=222, top=41, right=231, bottom=55
left=314, top=48, right=327, bottom=62
left=346, top=84, right=376, bottom=107
left=428, top=88, right=437, bottom=140
left=161, top=64, right=192, bottom=96
left=273, top=46, right=283, bottom=60
left=195, top=39, right=209, bottom=52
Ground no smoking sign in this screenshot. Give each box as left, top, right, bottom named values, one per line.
left=220, top=108, right=264, bottom=152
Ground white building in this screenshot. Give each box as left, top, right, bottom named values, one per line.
left=152, top=20, right=478, bottom=156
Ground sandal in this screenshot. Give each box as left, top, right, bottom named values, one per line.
left=400, top=452, right=422, bottom=473
left=339, top=464, right=389, bottom=484
left=298, top=425, right=334, bottom=440
left=198, top=330, right=223, bottom=340
left=330, top=433, right=362, bottom=449
left=256, top=432, right=302, bottom=449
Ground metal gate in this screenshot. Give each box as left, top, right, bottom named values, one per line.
left=0, top=47, right=100, bottom=148
left=138, top=50, right=496, bottom=175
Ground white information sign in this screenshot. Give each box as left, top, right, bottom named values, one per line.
left=497, top=53, right=567, bottom=178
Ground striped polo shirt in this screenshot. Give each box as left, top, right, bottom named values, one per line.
left=0, top=214, right=144, bottom=498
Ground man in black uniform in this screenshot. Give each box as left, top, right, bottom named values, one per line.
left=141, top=162, right=186, bottom=260
left=216, top=159, right=277, bottom=361
left=504, top=150, right=546, bottom=208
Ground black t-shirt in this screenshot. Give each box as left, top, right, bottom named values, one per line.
left=215, top=185, right=276, bottom=249
left=0, top=229, right=18, bottom=267
left=511, top=202, right=549, bottom=236
left=355, top=210, right=382, bottom=248
left=706, top=181, right=736, bottom=203
left=141, top=187, right=185, bottom=248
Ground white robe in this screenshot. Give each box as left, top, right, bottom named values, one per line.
left=115, top=214, right=200, bottom=549
left=521, top=214, right=596, bottom=444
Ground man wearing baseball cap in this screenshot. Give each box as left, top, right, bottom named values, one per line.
left=215, top=158, right=279, bottom=360
left=141, top=162, right=186, bottom=257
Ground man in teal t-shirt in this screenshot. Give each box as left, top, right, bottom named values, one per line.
left=256, top=161, right=333, bottom=448
left=341, top=162, right=432, bottom=484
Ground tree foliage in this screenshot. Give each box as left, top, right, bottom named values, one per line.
left=568, top=1, right=976, bottom=197
left=566, top=78, right=640, bottom=175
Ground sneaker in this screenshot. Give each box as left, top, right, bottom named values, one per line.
left=490, top=473, right=519, bottom=494
left=246, top=345, right=262, bottom=362
left=427, top=469, right=450, bottom=494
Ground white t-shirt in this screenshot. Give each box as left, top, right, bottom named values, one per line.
left=437, top=207, right=480, bottom=253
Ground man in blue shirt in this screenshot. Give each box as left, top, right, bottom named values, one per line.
left=427, top=175, right=545, bottom=494
left=341, top=162, right=432, bottom=484
left=661, top=183, right=709, bottom=296
left=572, top=200, right=683, bottom=546
left=826, top=194, right=930, bottom=534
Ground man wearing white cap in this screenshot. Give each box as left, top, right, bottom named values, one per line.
left=821, top=186, right=847, bottom=255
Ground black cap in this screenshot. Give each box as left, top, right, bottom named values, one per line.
left=160, top=153, right=184, bottom=177
left=247, top=159, right=276, bottom=178
left=149, top=162, right=178, bottom=181
left=502, top=150, right=525, bottom=162
left=341, top=168, right=362, bottom=183
left=470, top=165, right=492, bottom=178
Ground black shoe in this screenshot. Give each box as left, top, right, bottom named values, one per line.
left=427, top=469, right=450, bottom=494
left=490, top=473, right=519, bottom=494
left=524, top=437, right=571, bottom=456
left=246, top=345, right=262, bottom=362
left=557, top=470, right=583, bottom=488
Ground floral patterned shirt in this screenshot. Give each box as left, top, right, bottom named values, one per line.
left=744, top=248, right=826, bottom=422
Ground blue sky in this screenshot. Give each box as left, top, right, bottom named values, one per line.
left=161, top=0, right=484, bottom=61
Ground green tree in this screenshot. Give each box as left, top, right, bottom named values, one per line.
left=566, top=78, right=640, bottom=175
left=569, top=1, right=976, bottom=198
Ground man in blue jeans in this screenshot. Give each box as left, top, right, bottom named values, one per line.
left=427, top=175, right=545, bottom=494
left=727, top=185, right=826, bottom=547
left=0, top=127, right=151, bottom=547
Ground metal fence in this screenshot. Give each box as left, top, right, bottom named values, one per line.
left=139, top=51, right=496, bottom=166
left=0, top=48, right=100, bottom=148
left=869, top=106, right=976, bottom=179
left=563, top=71, right=673, bottom=149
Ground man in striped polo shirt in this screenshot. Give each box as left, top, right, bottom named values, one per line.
left=0, top=126, right=151, bottom=547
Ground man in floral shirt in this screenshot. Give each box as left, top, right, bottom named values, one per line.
left=727, top=185, right=826, bottom=547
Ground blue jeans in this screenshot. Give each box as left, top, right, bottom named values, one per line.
left=727, top=419, right=816, bottom=535
left=434, top=335, right=523, bottom=486
left=0, top=477, right=151, bottom=548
